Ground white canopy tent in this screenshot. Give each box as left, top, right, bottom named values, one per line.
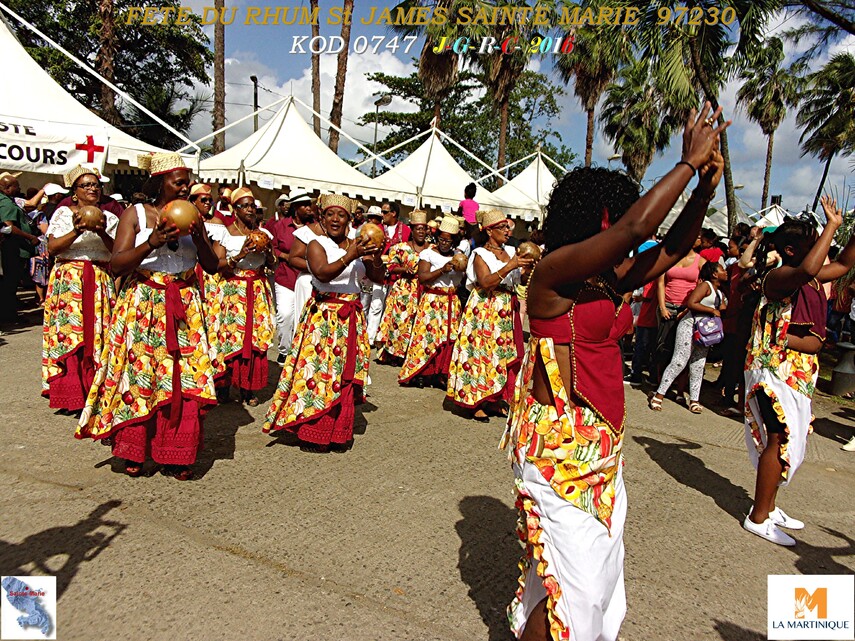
left=197, top=96, right=405, bottom=202
left=0, top=14, right=183, bottom=173
left=749, top=204, right=789, bottom=228
left=486, top=151, right=562, bottom=221
left=658, top=190, right=747, bottom=238
left=368, top=129, right=543, bottom=220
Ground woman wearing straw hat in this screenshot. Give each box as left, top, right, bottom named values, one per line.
left=399, top=216, right=467, bottom=389
left=189, top=182, right=227, bottom=315
left=447, top=209, right=533, bottom=422
left=375, top=210, right=430, bottom=364
left=76, top=152, right=220, bottom=481
left=42, top=165, right=119, bottom=414
left=263, top=194, right=385, bottom=452
left=207, top=186, right=276, bottom=406
left=287, top=192, right=325, bottom=329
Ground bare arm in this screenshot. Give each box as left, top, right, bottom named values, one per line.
left=307, top=237, right=382, bottom=283
left=738, top=236, right=760, bottom=269
left=686, top=281, right=719, bottom=317
left=111, top=206, right=181, bottom=277
left=289, top=237, right=309, bottom=271
left=818, top=197, right=855, bottom=283
left=656, top=274, right=670, bottom=319
left=418, top=258, right=452, bottom=285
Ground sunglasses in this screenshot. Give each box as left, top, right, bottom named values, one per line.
left=76, top=181, right=101, bottom=190
left=198, top=197, right=213, bottom=204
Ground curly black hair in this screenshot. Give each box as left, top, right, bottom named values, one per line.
left=699, top=260, right=720, bottom=282
left=464, top=182, right=477, bottom=199
left=753, top=219, right=817, bottom=281
left=543, top=167, right=640, bottom=253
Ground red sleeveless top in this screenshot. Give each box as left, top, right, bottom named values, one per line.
left=529, top=281, right=633, bottom=432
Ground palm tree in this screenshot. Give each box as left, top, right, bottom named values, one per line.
left=328, top=0, right=354, bottom=153
left=600, top=59, right=689, bottom=182
left=124, top=85, right=209, bottom=150
left=736, top=37, right=805, bottom=210
left=96, top=0, right=121, bottom=125
left=311, top=0, right=321, bottom=136
left=637, top=0, right=779, bottom=233
left=797, top=52, right=855, bottom=211
left=556, top=0, right=632, bottom=167
left=212, top=0, right=225, bottom=154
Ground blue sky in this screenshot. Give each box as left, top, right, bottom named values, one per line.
left=183, top=1, right=854, bottom=217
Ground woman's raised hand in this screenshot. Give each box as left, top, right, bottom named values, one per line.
left=820, top=195, right=843, bottom=229
left=681, top=102, right=731, bottom=172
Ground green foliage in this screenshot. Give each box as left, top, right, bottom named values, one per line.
left=6, top=0, right=211, bottom=131
left=361, top=67, right=576, bottom=187
left=780, top=0, right=855, bottom=63
left=798, top=52, right=855, bottom=162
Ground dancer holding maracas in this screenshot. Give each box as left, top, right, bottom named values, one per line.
left=42, top=166, right=119, bottom=414
left=77, top=152, right=220, bottom=481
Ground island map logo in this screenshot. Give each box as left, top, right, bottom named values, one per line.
left=0, top=576, right=56, bottom=640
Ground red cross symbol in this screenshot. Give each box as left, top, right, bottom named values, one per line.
left=75, top=135, right=105, bottom=163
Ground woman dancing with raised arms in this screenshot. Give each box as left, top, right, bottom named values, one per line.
left=500, top=104, right=728, bottom=641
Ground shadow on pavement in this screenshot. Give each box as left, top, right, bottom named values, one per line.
left=791, top=526, right=855, bottom=575
left=633, top=436, right=753, bottom=523
left=194, top=402, right=255, bottom=478
left=456, top=496, right=519, bottom=641
left=0, top=500, right=126, bottom=600
left=813, top=416, right=855, bottom=446
left=713, top=620, right=766, bottom=640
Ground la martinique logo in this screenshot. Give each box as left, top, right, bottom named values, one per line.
left=768, top=575, right=854, bottom=640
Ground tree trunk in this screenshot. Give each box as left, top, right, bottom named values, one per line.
left=497, top=99, right=509, bottom=185
left=812, top=153, right=835, bottom=212
left=328, top=0, right=353, bottom=153
left=762, top=131, right=774, bottom=211
left=585, top=107, right=594, bottom=167
left=311, top=0, right=321, bottom=136
left=433, top=100, right=441, bottom=128
left=212, top=0, right=226, bottom=154
left=96, top=0, right=121, bottom=124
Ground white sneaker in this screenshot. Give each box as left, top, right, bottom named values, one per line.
left=743, top=516, right=796, bottom=546
left=842, top=436, right=855, bottom=452
left=770, top=507, right=804, bottom=530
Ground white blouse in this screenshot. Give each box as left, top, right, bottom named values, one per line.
left=133, top=204, right=198, bottom=274
left=209, top=225, right=273, bottom=270
left=46, top=206, right=119, bottom=262
left=309, top=236, right=366, bottom=294
left=466, top=245, right=520, bottom=290
left=419, top=248, right=464, bottom=289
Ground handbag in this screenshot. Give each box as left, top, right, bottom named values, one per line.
left=692, top=286, right=724, bottom=347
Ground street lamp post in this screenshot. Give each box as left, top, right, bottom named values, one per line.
left=372, top=94, right=392, bottom=178
left=250, top=75, right=259, bottom=132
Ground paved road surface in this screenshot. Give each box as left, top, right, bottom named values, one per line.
left=0, top=315, right=852, bottom=640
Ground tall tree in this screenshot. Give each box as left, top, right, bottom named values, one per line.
left=556, top=0, right=632, bottom=167
left=600, top=59, right=689, bottom=182
left=797, top=52, right=855, bottom=210
left=212, top=0, right=225, bottom=154
left=637, top=0, right=779, bottom=233
left=311, top=0, right=321, bottom=136
left=8, top=0, right=211, bottom=128
left=328, top=0, right=353, bottom=153
left=736, top=38, right=805, bottom=210
left=95, top=0, right=121, bottom=124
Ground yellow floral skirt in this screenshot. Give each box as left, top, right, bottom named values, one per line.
left=42, top=260, right=115, bottom=410
left=76, top=269, right=218, bottom=440
left=446, top=287, right=522, bottom=409
left=399, top=286, right=460, bottom=383
left=376, top=276, right=419, bottom=361
left=263, top=291, right=369, bottom=445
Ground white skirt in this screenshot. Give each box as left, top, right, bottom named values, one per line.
left=744, top=369, right=812, bottom=486
left=509, top=460, right=627, bottom=641
left=293, top=272, right=313, bottom=327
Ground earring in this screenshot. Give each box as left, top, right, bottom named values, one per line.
left=72, top=195, right=78, bottom=203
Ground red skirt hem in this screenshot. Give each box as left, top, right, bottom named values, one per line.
left=76, top=394, right=217, bottom=441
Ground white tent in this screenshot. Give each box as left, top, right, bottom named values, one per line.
left=0, top=15, right=170, bottom=172
left=658, top=190, right=740, bottom=237
left=488, top=152, right=560, bottom=221
left=370, top=131, right=542, bottom=219
left=750, top=204, right=788, bottom=228
left=198, top=96, right=400, bottom=201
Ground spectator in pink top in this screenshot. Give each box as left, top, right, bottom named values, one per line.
left=457, top=182, right=479, bottom=235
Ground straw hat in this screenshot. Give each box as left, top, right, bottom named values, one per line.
left=63, top=165, right=102, bottom=189
left=427, top=219, right=439, bottom=229
left=438, top=216, right=460, bottom=235
left=410, top=210, right=428, bottom=225
left=318, top=194, right=354, bottom=213
left=189, top=183, right=212, bottom=197
left=137, top=152, right=190, bottom=176
left=221, top=187, right=233, bottom=202
left=480, top=209, right=508, bottom=229
left=231, top=186, right=254, bottom=204
left=365, top=205, right=383, bottom=220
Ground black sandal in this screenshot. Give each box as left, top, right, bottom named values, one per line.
left=124, top=460, right=143, bottom=477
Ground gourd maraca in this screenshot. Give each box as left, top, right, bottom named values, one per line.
left=359, top=223, right=386, bottom=247
left=161, top=199, right=200, bottom=236
left=247, top=229, right=271, bottom=252
left=450, top=253, right=468, bottom=271
left=516, top=241, right=542, bottom=262
left=77, top=205, right=105, bottom=231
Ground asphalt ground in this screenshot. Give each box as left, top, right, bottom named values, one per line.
left=0, top=304, right=852, bottom=641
